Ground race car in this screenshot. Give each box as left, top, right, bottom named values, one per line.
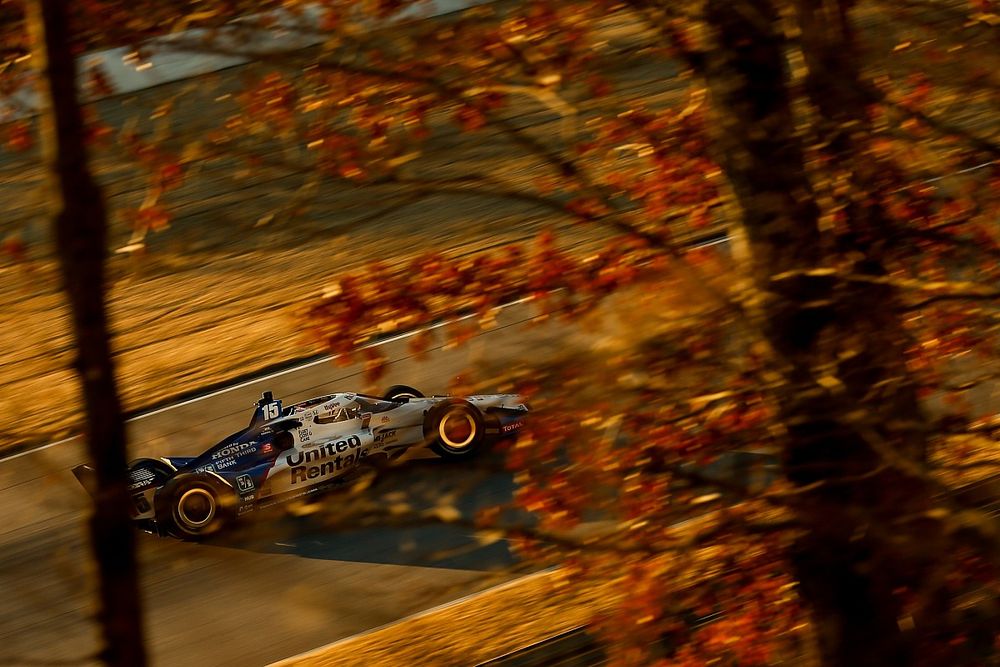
left=73, top=385, right=527, bottom=540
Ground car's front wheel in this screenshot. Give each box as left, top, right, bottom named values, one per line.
left=426, top=400, right=486, bottom=461
left=157, top=474, right=235, bottom=540
left=383, top=384, right=424, bottom=401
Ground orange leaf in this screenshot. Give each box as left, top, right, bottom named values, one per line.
left=6, top=121, right=32, bottom=152
left=2, top=233, right=26, bottom=262
left=454, top=105, right=486, bottom=132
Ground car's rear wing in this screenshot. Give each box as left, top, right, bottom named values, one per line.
left=72, top=464, right=98, bottom=498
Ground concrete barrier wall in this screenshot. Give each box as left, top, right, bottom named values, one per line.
left=2, top=0, right=488, bottom=116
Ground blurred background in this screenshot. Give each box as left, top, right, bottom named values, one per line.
left=0, top=0, right=997, bottom=665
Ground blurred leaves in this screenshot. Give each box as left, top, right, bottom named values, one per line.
left=0, top=0, right=996, bottom=663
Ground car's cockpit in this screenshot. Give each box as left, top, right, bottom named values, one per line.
left=248, top=391, right=402, bottom=436
left=314, top=405, right=362, bottom=424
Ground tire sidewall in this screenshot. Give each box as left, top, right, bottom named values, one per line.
left=427, top=401, right=486, bottom=460
left=158, top=475, right=234, bottom=540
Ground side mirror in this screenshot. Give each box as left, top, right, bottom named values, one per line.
left=361, top=412, right=372, bottom=429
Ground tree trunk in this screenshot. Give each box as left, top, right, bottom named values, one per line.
left=702, top=0, right=935, bottom=664
left=27, top=1, right=148, bottom=665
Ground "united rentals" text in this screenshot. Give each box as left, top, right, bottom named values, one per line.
left=286, top=435, right=365, bottom=483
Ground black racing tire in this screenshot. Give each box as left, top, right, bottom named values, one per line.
left=383, top=384, right=424, bottom=401
left=425, top=400, right=486, bottom=461
left=156, top=474, right=235, bottom=541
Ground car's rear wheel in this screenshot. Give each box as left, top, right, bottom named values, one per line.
left=426, top=400, right=486, bottom=461
left=383, top=384, right=424, bottom=401
left=157, top=474, right=235, bottom=540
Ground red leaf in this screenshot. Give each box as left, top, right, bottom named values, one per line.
left=87, top=66, right=115, bottom=98
left=689, top=204, right=711, bottom=229
left=2, top=233, right=26, bottom=262
left=587, top=75, right=612, bottom=98
left=6, top=121, right=32, bottom=152
left=157, top=161, right=184, bottom=190
left=363, top=349, right=388, bottom=384
left=339, top=163, right=365, bottom=180
left=454, top=105, right=486, bottom=132
left=321, top=8, right=341, bottom=31
left=137, top=206, right=171, bottom=232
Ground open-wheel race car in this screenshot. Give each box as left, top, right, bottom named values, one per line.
left=73, top=385, right=528, bottom=539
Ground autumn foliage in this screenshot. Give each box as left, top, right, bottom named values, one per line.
left=3, top=0, right=998, bottom=665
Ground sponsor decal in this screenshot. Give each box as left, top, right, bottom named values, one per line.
left=380, top=415, right=391, bottom=424
left=260, top=443, right=273, bottom=454
left=236, top=475, right=255, bottom=492
left=299, top=427, right=313, bottom=443
left=287, top=435, right=365, bottom=484
left=260, top=402, right=281, bottom=421
left=501, top=420, right=525, bottom=433
left=373, top=429, right=397, bottom=446
left=195, top=464, right=216, bottom=473
left=215, top=457, right=239, bottom=470
left=212, top=441, right=256, bottom=460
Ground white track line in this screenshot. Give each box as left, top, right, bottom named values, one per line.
left=0, top=230, right=860, bottom=465
left=0, top=207, right=958, bottom=465
left=0, top=295, right=536, bottom=464
left=0, top=232, right=754, bottom=465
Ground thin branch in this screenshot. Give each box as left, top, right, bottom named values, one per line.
left=770, top=268, right=1000, bottom=303
left=897, top=227, right=1000, bottom=262
left=931, top=460, right=1000, bottom=472
left=907, top=290, right=1000, bottom=310
left=623, top=0, right=707, bottom=73
left=880, top=96, right=1000, bottom=159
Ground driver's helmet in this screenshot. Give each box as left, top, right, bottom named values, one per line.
left=316, top=398, right=361, bottom=424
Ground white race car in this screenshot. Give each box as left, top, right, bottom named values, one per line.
left=73, top=385, right=528, bottom=539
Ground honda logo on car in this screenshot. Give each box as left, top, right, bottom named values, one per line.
left=212, top=441, right=255, bottom=460
left=287, top=435, right=365, bottom=483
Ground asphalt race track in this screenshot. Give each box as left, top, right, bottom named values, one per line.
left=2, top=252, right=993, bottom=666
left=0, top=303, right=587, bottom=667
